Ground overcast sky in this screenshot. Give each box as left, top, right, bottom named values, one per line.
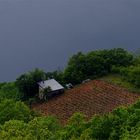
left=0, top=0, right=140, bottom=82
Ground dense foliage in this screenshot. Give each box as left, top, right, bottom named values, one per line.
left=0, top=117, right=60, bottom=140
left=0, top=82, right=22, bottom=100
left=114, top=56, right=140, bottom=88
left=119, top=66, right=140, bottom=87
left=16, top=68, right=47, bottom=99
left=0, top=99, right=32, bottom=125
left=64, top=48, right=133, bottom=84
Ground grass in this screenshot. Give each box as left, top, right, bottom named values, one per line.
left=100, top=74, right=140, bottom=93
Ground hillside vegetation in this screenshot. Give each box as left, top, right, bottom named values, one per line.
left=1, top=48, right=140, bottom=139
left=101, top=74, right=140, bottom=93
left=1, top=99, right=140, bottom=139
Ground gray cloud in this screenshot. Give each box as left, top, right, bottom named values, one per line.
left=0, top=0, right=140, bottom=81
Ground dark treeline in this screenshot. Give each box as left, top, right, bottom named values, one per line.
left=64, top=48, right=133, bottom=85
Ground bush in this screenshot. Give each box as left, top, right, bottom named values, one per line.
left=0, top=120, right=29, bottom=140
left=120, top=66, right=140, bottom=87
left=0, top=116, right=60, bottom=140
left=58, top=113, right=86, bottom=140
left=0, top=82, right=23, bottom=100
left=0, top=99, right=32, bottom=124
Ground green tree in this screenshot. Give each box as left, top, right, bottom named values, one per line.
left=0, top=116, right=60, bottom=140
left=0, top=82, right=22, bottom=100
left=64, top=52, right=87, bottom=85
left=85, top=51, right=108, bottom=77
left=28, top=116, right=60, bottom=139
left=0, top=120, right=30, bottom=140
left=16, top=68, right=46, bottom=99
left=59, top=113, right=86, bottom=140
left=64, top=48, right=133, bottom=85
left=120, top=65, right=140, bottom=87
left=108, top=48, right=133, bottom=67
left=0, top=99, right=32, bottom=124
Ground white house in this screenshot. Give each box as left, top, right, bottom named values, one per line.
left=38, top=79, right=64, bottom=100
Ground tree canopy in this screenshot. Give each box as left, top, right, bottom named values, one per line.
left=0, top=99, right=32, bottom=125
left=64, top=48, right=133, bottom=84
left=16, top=68, right=47, bottom=99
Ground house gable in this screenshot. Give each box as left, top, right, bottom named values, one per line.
left=38, top=79, right=64, bottom=100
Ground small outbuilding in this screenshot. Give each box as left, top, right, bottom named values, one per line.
left=38, top=79, right=64, bottom=100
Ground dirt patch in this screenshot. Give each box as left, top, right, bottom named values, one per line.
left=32, top=80, right=140, bottom=124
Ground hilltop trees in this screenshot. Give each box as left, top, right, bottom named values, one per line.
left=64, top=52, right=87, bottom=84
left=64, top=48, right=133, bottom=84
left=115, top=54, right=140, bottom=88
left=16, top=68, right=47, bottom=99
left=119, top=65, right=140, bottom=87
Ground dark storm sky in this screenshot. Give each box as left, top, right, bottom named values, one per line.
left=0, top=0, right=140, bottom=82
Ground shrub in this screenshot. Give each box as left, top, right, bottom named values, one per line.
left=0, top=99, right=32, bottom=124
left=0, top=82, right=23, bottom=100
left=120, top=66, right=140, bottom=87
